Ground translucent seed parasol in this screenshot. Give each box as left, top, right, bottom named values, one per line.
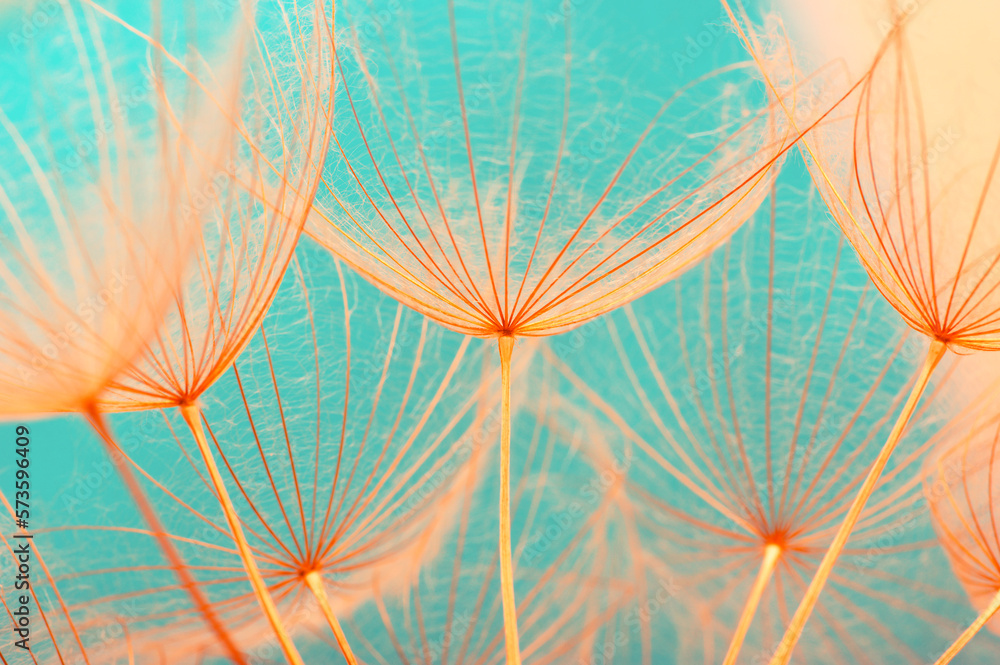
left=88, top=1, right=337, bottom=660
left=31, top=244, right=495, bottom=664
left=0, top=1, right=261, bottom=657
left=307, top=2, right=796, bottom=658
left=546, top=164, right=966, bottom=663
left=924, top=356, right=1000, bottom=664
left=719, top=1, right=1000, bottom=659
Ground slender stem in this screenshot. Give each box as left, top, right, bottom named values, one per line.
left=180, top=404, right=304, bottom=665
left=83, top=405, right=246, bottom=664
left=498, top=334, right=522, bottom=665
left=122, top=621, right=134, bottom=665
left=723, top=544, right=782, bottom=665
left=933, top=588, right=1000, bottom=665
left=304, top=571, right=358, bottom=665
left=768, top=339, right=947, bottom=665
